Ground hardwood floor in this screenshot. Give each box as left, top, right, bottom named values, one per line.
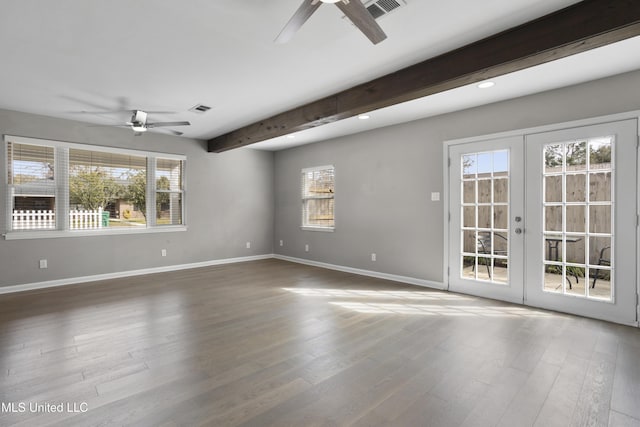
left=1, top=259, right=639, bottom=426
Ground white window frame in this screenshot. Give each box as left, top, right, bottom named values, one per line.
left=153, top=157, right=186, bottom=227
left=3, top=135, right=187, bottom=240
left=301, top=165, right=335, bottom=232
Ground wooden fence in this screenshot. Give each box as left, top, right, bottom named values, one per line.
left=463, top=171, right=612, bottom=264
left=12, top=208, right=104, bottom=230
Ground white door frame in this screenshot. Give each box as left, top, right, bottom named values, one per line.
left=443, top=111, right=640, bottom=327
left=447, top=136, right=525, bottom=304
left=525, top=120, right=637, bottom=325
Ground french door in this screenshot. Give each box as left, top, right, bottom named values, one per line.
left=448, top=136, right=525, bottom=304
left=448, top=119, right=638, bottom=325
left=524, top=120, right=637, bottom=325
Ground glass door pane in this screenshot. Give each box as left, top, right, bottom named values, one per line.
left=460, top=151, right=510, bottom=285
left=525, top=119, right=637, bottom=325
left=541, top=137, right=613, bottom=300
left=448, top=136, right=524, bottom=304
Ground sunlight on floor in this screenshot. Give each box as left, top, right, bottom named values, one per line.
left=329, top=301, right=553, bottom=317
left=282, top=288, right=474, bottom=300
left=282, top=287, right=554, bottom=318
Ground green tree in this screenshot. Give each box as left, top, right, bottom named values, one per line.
left=156, top=176, right=171, bottom=210
left=123, top=172, right=171, bottom=219
left=590, top=144, right=611, bottom=164
left=124, top=170, right=147, bottom=218
left=566, top=142, right=586, bottom=166
left=545, top=144, right=563, bottom=168
left=69, top=168, right=122, bottom=211
left=546, top=142, right=605, bottom=168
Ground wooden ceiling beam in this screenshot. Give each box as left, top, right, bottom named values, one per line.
left=209, top=0, right=640, bottom=152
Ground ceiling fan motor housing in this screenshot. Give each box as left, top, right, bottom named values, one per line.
left=132, top=110, right=148, bottom=125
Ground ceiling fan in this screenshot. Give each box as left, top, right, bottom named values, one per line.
left=102, top=110, right=191, bottom=136
left=276, top=0, right=387, bottom=45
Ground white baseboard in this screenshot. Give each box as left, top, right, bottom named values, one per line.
left=274, top=254, right=445, bottom=290
left=1, top=253, right=445, bottom=296
left=0, top=254, right=275, bottom=295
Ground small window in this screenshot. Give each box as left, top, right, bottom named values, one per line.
left=301, top=165, right=335, bottom=230
left=156, top=158, right=184, bottom=226
left=8, top=142, right=56, bottom=230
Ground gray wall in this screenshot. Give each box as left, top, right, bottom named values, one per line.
left=0, top=109, right=274, bottom=287
left=3, top=69, right=640, bottom=289
left=274, top=70, right=640, bottom=284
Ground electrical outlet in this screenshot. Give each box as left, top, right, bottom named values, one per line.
left=39, top=259, right=48, bottom=269
left=161, top=249, right=167, bottom=257
left=279, top=240, right=283, bottom=247
left=371, top=253, right=376, bottom=262
left=431, top=192, right=440, bottom=201
left=246, top=241, right=251, bottom=249
left=305, top=244, right=309, bottom=252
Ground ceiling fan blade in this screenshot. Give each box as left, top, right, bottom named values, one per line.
left=80, top=110, right=176, bottom=115
left=146, top=121, right=191, bottom=128
left=163, top=129, right=184, bottom=136
left=335, top=0, right=387, bottom=45
left=87, top=124, right=129, bottom=128
left=275, top=0, right=322, bottom=44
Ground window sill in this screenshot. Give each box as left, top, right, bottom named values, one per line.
left=301, top=226, right=335, bottom=233
left=3, top=225, right=187, bottom=240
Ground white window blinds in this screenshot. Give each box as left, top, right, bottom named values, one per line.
left=156, top=158, right=184, bottom=226
left=7, top=142, right=56, bottom=230
left=4, top=135, right=186, bottom=237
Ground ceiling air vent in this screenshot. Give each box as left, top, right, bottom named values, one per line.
left=189, top=104, right=211, bottom=114
left=365, top=0, right=404, bottom=19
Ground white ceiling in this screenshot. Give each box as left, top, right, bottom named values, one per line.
left=253, top=35, right=640, bottom=150
left=1, top=0, right=638, bottom=150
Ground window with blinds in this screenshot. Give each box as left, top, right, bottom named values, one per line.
left=156, top=158, right=184, bottom=226
left=301, top=165, right=335, bottom=230
left=69, top=148, right=147, bottom=227
left=4, top=135, right=186, bottom=237
left=7, top=142, right=56, bottom=230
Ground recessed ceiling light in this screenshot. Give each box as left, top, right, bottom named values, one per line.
left=358, top=114, right=371, bottom=120
left=320, top=0, right=341, bottom=3
left=287, top=135, right=296, bottom=139
left=477, top=81, right=495, bottom=89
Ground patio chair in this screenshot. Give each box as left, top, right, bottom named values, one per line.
left=591, top=246, right=610, bottom=289
left=475, top=232, right=508, bottom=279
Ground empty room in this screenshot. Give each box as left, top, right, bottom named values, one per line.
left=1, top=1, right=640, bottom=426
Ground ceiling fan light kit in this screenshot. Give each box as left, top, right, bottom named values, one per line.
left=90, top=109, right=191, bottom=136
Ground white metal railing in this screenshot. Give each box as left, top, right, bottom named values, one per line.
left=12, top=208, right=104, bottom=230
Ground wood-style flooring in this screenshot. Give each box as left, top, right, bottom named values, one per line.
left=0, top=259, right=639, bottom=426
